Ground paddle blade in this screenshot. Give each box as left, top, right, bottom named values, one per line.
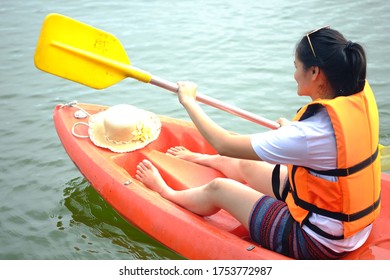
left=34, top=13, right=131, bottom=89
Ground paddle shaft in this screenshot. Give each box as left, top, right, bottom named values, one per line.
left=52, top=40, right=279, bottom=129
left=151, top=76, right=279, bottom=129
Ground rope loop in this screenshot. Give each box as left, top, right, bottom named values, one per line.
left=72, top=122, right=90, bottom=138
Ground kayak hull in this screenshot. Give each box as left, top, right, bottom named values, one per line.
left=54, top=103, right=390, bottom=260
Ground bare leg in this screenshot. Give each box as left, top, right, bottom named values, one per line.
left=136, top=159, right=263, bottom=230
left=167, top=146, right=245, bottom=182
left=167, top=146, right=288, bottom=198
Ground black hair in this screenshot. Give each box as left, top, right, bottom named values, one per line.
left=296, top=28, right=366, bottom=96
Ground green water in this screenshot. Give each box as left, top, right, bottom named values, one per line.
left=0, top=0, right=389, bottom=259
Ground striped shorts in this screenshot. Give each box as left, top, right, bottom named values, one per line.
left=249, top=195, right=347, bottom=260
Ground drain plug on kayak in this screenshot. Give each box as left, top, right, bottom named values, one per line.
left=247, top=245, right=255, bottom=251
left=124, top=180, right=132, bottom=185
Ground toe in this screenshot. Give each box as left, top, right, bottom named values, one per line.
left=136, top=162, right=145, bottom=171
left=142, top=159, right=153, bottom=168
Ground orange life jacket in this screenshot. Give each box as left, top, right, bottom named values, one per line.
left=285, top=81, right=381, bottom=239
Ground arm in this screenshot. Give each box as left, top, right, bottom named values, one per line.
left=177, top=81, right=260, bottom=160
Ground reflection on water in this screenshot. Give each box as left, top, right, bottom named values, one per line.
left=61, top=177, right=184, bottom=260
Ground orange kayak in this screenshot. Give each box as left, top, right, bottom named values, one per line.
left=53, top=102, right=390, bottom=260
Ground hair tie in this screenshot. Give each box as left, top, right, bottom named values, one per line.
left=346, top=40, right=354, bottom=50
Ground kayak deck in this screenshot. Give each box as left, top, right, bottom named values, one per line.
left=54, top=103, right=390, bottom=260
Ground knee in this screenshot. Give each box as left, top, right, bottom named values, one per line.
left=204, top=177, right=229, bottom=194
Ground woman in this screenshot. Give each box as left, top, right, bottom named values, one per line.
left=136, top=26, right=381, bottom=259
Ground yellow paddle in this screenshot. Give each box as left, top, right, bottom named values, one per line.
left=34, top=13, right=390, bottom=170
left=34, top=13, right=278, bottom=129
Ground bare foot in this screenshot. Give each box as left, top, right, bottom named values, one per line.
left=166, top=146, right=206, bottom=163
left=136, top=159, right=172, bottom=196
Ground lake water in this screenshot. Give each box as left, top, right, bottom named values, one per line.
left=0, top=0, right=389, bottom=260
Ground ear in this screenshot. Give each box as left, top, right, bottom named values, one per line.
left=311, top=66, right=320, bottom=80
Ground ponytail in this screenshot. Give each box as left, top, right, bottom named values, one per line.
left=342, top=41, right=366, bottom=96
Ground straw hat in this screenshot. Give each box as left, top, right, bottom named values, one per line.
left=88, top=104, right=161, bottom=153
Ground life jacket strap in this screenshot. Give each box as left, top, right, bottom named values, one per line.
left=305, top=147, right=379, bottom=177
left=272, top=164, right=290, bottom=202
left=293, top=191, right=381, bottom=222
left=304, top=218, right=345, bottom=240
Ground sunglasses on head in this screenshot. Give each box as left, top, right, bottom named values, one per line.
left=306, top=25, right=330, bottom=58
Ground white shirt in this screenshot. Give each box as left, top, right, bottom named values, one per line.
left=250, top=107, right=371, bottom=252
